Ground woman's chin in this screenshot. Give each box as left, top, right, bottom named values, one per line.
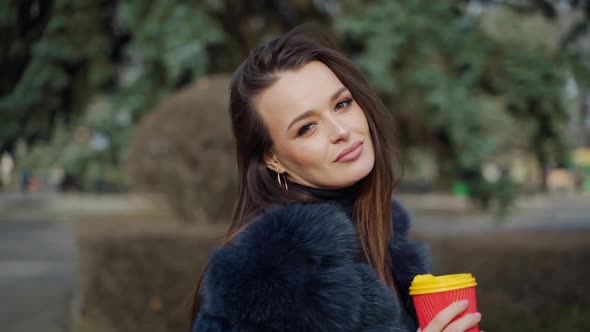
left=350, top=157, right=374, bottom=178
left=335, top=161, right=374, bottom=187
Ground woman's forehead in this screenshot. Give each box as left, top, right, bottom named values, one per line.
left=255, top=62, right=345, bottom=127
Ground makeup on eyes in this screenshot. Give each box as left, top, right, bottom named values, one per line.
left=297, top=123, right=316, bottom=136
left=295, top=98, right=354, bottom=137
left=335, top=98, right=353, bottom=110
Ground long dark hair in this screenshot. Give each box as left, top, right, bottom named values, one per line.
left=189, top=24, right=402, bottom=328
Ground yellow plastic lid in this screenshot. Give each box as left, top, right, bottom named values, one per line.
left=409, top=273, right=477, bottom=295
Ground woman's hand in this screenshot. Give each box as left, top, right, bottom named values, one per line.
left=416, top=300, right=482, bottom=332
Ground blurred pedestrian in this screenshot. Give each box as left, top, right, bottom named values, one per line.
left=0, top=152, right=14, bottom=190
left=19, top=168, right=29, bottom=194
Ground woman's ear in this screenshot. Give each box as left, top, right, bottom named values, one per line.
left=264, top=151, right=283, bottom=173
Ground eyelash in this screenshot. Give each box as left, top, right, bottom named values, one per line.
left=297, top=123, right=315, bottom=137
left=296, top=98, right=354, bottom=137
left=335, top=98, right=353, bottom=110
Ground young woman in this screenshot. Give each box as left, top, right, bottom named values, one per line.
left=190, top=25, right=483, bottom=332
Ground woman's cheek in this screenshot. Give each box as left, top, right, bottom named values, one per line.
left=295, top=141, right=324, bottom=166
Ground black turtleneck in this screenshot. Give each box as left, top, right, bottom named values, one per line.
left=288, top=181, right=361, bottom=219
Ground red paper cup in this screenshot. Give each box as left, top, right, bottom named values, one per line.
left=410, top=274, right=478, bottom=332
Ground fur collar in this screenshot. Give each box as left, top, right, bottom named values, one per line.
left=194, top=201, right=430, bottom=331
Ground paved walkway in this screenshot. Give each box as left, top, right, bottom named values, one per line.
left=0, top=193, right=161, bottom=332
left=0, top=219, right=76, bottom=332
left=405, top=193, right=590, bottom=235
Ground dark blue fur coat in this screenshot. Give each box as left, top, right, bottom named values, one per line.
left=192, top=201, right=430, bottom=331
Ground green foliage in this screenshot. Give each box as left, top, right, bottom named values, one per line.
left=114, top=1, right=225, bottom=113
left=0, top=0, right=110, bottom=148
left=335, top=0, right=572, bottom=210
left=117, top=2, right=223, bottom=83
left=2, top=0, right=226, bottom=191
left=1, top=0, right=583, bottom=208
left=560, top=6, right=590, bottom=145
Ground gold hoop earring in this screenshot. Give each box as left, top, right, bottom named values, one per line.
left=276, top=172, right=289, bottom=191
left=283, top=173, right=288, bottom=191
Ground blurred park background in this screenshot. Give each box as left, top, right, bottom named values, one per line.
left=1, top=0, right=589, bottom=331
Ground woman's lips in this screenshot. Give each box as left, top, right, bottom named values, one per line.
left=335, top=141, right=363, bottom=162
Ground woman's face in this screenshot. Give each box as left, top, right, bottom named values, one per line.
left=256, top=61, right=375, bottom=189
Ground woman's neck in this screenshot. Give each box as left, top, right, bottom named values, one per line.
left=289, top=181, right=360, bottom=199
left=289, top=181, right=361, bottom=218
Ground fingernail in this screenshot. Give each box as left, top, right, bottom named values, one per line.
left=458, top=300, right=469, bottom=307
left=472, top=312, right=482, bottom=319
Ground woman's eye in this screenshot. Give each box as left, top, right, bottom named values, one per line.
left=297, top=123, right=316, bottom=137
left=335, top=98, right=353, bottom=110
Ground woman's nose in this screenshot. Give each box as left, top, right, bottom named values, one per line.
left=328, top=117, right=351, bottom=143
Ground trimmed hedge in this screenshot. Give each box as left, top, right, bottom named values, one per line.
left=75, top=220, right=226, bottom=332
left=126, top=75, right=237, bottom=223
left=76, top=221, right=589, bottom=332
left=426, top=230, right=590, bottom=332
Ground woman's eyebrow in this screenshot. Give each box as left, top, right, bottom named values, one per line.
left=330, top=86, right=348, bottom=102
left=286, top=86, right=348, bottom=131
left=287, top=110, right=315, bottom=131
